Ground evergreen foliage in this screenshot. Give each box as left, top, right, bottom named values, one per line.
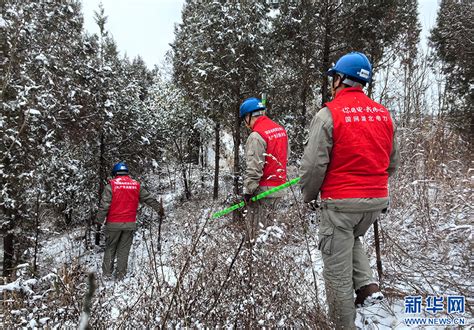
left=1, top=0, right=162, bottom=271
left=0, top=3, right=472, bottom=327
left=430, top=0, right=473, bottom=134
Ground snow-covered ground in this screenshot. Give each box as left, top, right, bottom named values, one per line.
left=1, top=167, right=472, bottom=328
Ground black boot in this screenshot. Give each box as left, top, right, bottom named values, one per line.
left=355, top=283, right=384, bottom=308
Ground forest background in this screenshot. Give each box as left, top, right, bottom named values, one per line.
left=1, top=0, right=472, bottom=328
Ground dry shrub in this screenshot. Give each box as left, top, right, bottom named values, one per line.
left=1, top=259, right=88, bottom=327
left=88, top=198, right=330, bottom=328
left=157, top=198, right=330, bottom=328
left=364, top=118, right=472, bottom=313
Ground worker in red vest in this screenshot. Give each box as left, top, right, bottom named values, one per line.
left=240, top=97, right=288, bottom=243
left=300, top=52, right=399, bottom=329
left=97, top=162, right=162, bottom=280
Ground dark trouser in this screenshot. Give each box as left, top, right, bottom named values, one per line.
left=102, top=229, right=134, bottom=279
left=319, top=206, right=381, bottom=329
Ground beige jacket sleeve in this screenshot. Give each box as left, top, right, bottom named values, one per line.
left=387, top=118, right=400, bottom=177
left=97, top=183, right=112, bottom=224
left=299, top=107, right=333, bottom=203
left=139, top=187, right=162, bottom=213
left=244, top=131, right=267, bottom=195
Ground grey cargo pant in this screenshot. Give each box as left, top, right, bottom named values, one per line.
left=318, top=202, right=382, bottom=329
left=102, top=228, right=134, bottom=279
left=245, top=197, right=280, bottom=243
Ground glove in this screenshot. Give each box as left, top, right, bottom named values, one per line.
left=243, top=193, right=253, bottom=205
left=306, top=200, right=319, bottom=211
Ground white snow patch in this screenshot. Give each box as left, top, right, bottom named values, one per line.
left=268, top=8, right=280, bottom=18
left=35, top=54, right=48, bottom=64
left=27, top=109, right=41, bottom=116
left=104, top=99, right=114, bottom=108
left=24, top=278, right=38, bottom=287
left=28, top=319, right=38, bottom=328
left=110, top=307, right=120, bottom=319
left=0, top=279, right=22, bottom=292
left=161, top=265, right=177, bottom=286
left=256, top=225, right=284, bottom=244
left=141, top=136, right=150, bottom=145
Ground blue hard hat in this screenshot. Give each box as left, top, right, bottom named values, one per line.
left=239, top=97, right=266, bottom=118
left=112, top=162, right=129, bottom=175
left=327, top=52, right=372, bottom=84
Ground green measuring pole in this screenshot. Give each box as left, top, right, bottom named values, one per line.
left=212, top=177, right=301, bottom=219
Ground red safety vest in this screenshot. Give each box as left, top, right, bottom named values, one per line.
left=321, top=87, right=394, bottom=199
left=107, top=176, right=140, bottom=223
left=252, top=116, right=288, bottom=187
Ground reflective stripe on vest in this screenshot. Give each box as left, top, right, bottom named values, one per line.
left=321, top=87, right=394, bottom=199
left=252, top=116, right=288, bottom=187
left=107, top=176, right=140, bottom=223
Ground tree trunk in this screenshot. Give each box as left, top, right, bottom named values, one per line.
left=367, top=47, right=377, bottom=99
left=367, top=79, right=374, bottom=99
left=182, top=166, right=191, bottom=199
left=190, top=130, right=200, bottom=165
left=0, top=231, right=3, bottom=279
left=298, top=85, right=308, bottom=156
left=301, top=87, right=307, bottom=132
left=33, top=192, right=40, bottom=274
left=1, top=205, right=14, bottom=278
left=95, top=132, right=106, bottom=246
left=233, top=106, right=241, bottom=196
left=3, top=233, right=14, bottom=277
left=63, top=200, right=73, bottom=225
left=213, top=120, right=220, bottom=200
left=232, top=104, right=242, bottom=223
left=320, top=1, right=332, bottom=105
left=200, top=143, right=205, bottom=187
left=0, top=237, right=3, bottom=281
left=173, top=139, right=191, bottom=199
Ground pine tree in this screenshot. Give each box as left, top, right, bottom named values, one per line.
left=148, top=67, right=199, bottom=199
left=430, top=0, right=474, bottom=135
left=172, top=1, right=269, bottom=196
left=110, top=55, right=159, bottom=177
left=268, top=0, right=322, bottom=158
left=340, top=0, right=420, bottom=97
left=1, top=0, right=89, bottom=274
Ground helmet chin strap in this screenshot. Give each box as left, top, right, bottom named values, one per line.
left=332, top=74, right=343, bottom=90
left=245, top=114, right=252, bottom=127
left=245, top=110, right=264, bottom=127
